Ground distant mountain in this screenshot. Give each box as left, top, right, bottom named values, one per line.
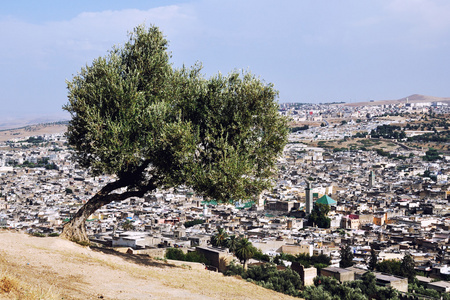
left=0, top=115, right=69, bottom=131
left=344, top=94, right=450, bottom=107
left=396, top=94, right=450, bottom=103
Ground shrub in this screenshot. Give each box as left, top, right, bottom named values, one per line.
left=31, top=232, right=45, bottom=238
left=185, top=251, right=209, bottom=265
left=165, top=248, right=209, bottom=265
left=184, top=219, right=204, bottom=228
left=166, top=248, right=185, bottom=261
left=225, top=263, right=302, bottom=297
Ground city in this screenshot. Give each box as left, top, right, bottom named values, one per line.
left=2, top=98, right=450, bottom=297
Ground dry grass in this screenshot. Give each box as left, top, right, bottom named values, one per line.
left=0, top=275, right=17, bottom=293
left=0, top=231, right=298, bottom=299
left=0, top=271, right=60, bottom=300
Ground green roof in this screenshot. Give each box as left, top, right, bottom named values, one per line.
left=201, top=200, right=218, bottom=206
left=232, top=201, right=255, bottom=209
left=315, top=195, right=337, bottom=205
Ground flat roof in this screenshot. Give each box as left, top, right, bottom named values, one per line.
left=322, top=267, right=353, bottom=274
left=428, top=281, right=450, bottom=288
left=373, top=272, right=406, bottom=282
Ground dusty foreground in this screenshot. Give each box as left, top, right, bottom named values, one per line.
left=0, top=231, right=296, bottom=300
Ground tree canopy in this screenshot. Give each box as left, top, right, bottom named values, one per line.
left=308, top=203, right=331, bottom=228
left=234, top=238, right=256, bottom=269
left=339, top=244, right=354, bottom=268
left=210, top=227, right=228, bottom=248
left=367, top=247, right=378, bottom=271
left=61, top=25, right=288, bottom=242
left=400, top=253, right=416, bottom=281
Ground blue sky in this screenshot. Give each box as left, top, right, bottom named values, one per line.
left=1, top=0, right=450, bottom=121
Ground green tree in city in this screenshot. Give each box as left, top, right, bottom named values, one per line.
left=60, top=25, right=288, bottom=242
left=235, top=238, right=256, bottom=269
left=339, top=244, right=354, bottom=268
left=165, top=248, right=209, bottom=264
left=423, top=148, right=442, bottom=161
left=122, top=220, right=134, bottom=231
left=360, top=272, right=377, bottom=298
left=308, top=203, right=331, bottom=228
left=210, top=227, right=228, bottom=248
left=367, top=247, right=378, bottom=271
left=226, top=235, right=239, bottom=253
left=183, top=219, right=204, bottom=228
left=165, top=248, right=185, bottom=261
left=376, top=259, right=402, bottom=276
left=401, top=253, right=416, bottom=281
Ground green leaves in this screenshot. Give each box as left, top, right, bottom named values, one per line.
left=64, top=24, right=288, bottom=202
left=172, top=68, right=288, bottom=202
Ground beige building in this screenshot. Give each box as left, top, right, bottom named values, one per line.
left=279, top=244, right=313, bottom=256
left=195, top=246, right=233, bottom=272
left=373, top=272, right=408, bottom=293
left=291, top=262, right=317, bottom=286
left=321, top=267, right=355, bottom=283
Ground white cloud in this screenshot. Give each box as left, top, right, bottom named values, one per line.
left=0, top=6, right=198, bottom=70
left=386, top=0, right=450, bottom=38
left=0, top=5, right=200, bottom=118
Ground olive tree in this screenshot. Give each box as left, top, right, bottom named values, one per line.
left=61, top=25, right=288, bottom=242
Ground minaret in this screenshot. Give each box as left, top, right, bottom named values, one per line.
left=257, top=191, right=265, bottom=207
left=305, top=180, right=313, bottom=214
left=369, top=170, right=375, bottom=188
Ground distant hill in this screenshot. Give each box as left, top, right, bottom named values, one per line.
left=344, top=94, right=450, bottom=107
left=0, top=122, right=68, bottom=142
left=0, top=116, right=69, bottom=131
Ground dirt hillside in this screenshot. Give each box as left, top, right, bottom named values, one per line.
left=0, top=230, right=297, bottom=300
left=0, top=124, right=67, bottom=142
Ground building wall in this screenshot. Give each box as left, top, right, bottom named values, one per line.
left=359, top=214, right=373, bottom=225
left=389, top=278, right=408, bottom=293
left=373, top=214, right=386, bottom=226
left=280, top=244, right=313, bottom=256
left=291, top=262, right=317, bottom=286
left=321, top=267, right=355, bottom=283
left=195, top=246, right=232, bottom=272
left=427, top=281, right=450, bottom=293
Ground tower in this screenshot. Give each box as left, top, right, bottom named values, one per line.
left=369, top=170, right=375, bottom=188
left=257, top=192, right=265, bottom=207
left=305, top=180, right=313, bottom=214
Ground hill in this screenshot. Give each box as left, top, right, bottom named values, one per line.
left=0, top=231, right=297, bottom=300
left=0, top=122, right=67, bottom=142
left=343, top=94, right=450, bottom=107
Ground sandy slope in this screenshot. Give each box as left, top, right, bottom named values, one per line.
left=0, top=231, right=297, bottom=300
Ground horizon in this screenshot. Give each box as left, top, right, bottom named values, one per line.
left=1, top=93, right=447, bottom=131
left=1, top=0, right=450, bottom=120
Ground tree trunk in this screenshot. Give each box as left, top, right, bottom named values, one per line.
left=60, top=193, right=109, bottom=243
left=60, top=178, right=155, bottom=243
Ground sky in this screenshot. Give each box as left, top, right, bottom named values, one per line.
left=1, top=0, right=450, bottom=122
